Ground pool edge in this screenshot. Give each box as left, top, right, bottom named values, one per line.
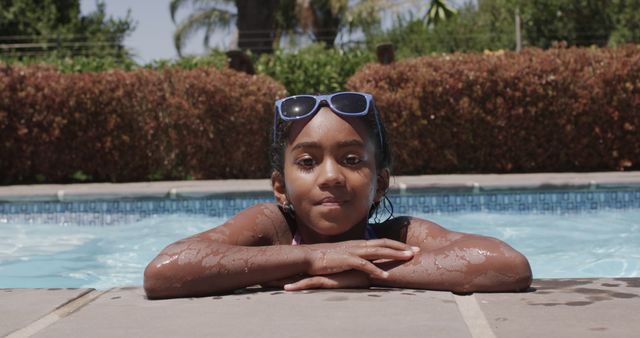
left=1, top=171, right=640, bottom=202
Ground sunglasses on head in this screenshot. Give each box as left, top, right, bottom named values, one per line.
left=273, top=92, right=384, bottom=146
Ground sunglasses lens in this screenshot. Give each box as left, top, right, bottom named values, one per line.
left=330, top=93, right=367, bottom=114
left=281, top=96, right=317, bottom=118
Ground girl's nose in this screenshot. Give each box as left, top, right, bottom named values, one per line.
left=318, top=159, right=345, bottom=187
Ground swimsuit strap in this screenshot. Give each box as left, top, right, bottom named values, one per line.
left=291, top=224, right=377, bottom=245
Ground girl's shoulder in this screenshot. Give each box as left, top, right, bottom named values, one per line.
left=370, top=216, right=413, bottom=242
left=371, top=216, right=451, bottom=243
left=197, top=202, right=294, bottom=246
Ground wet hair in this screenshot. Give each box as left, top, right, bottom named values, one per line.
left=270, top=98, right=393, bottom=221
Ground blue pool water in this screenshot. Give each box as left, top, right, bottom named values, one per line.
left=1, top=189, right=639, bottom=289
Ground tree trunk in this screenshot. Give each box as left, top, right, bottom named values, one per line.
left=311, top=4, right=340, bottom=48
left=235, top=0, right=279, bottom=54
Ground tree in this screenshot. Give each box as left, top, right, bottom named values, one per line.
left=170, top=0, right=278, bottom=56
left=170, top=0, right=373, bottom=54
left=282, top=0, right=381, bottom=47
left=0, top=0, right=135, bottom=60
left=608, top=0, right=640, bottom=45
left=236, top=0, right=279, bottom=53
left=367, top=0, right=503, bottom=57
left=284, top=0, right=456, bottom=48
left=170, top=0, right=455, bottom=54
left=521, top=0, right=614, bottom=48
left=368, top=0, right=640, bottom=57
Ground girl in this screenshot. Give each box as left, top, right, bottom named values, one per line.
left=144, top=92, right=532, bottom=299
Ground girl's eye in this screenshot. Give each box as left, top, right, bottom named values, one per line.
left=296, top=157, right=315, bottom=169
left=343, top=155, right=362, bottom=166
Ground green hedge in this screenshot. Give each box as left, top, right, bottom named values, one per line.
left=0, top=65, right=286, bottom=184
left=255, top=44, right=375, bottom=95
left=2, top=44, right=374, bottom=95
left=0, top=55, right=138, bottom=73
left=347, top=46, right=640, bottom=174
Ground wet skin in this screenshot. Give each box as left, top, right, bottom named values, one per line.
left=143, top=108, right=532, bottom=299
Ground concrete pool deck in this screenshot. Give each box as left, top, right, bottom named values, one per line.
left=1, top=172, right=640, bottom=337
left=2, top=278, right=640, bottom=337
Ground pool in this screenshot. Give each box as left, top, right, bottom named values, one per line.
left=1, top=188, right=639, bottom=289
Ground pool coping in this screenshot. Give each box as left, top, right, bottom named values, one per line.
left=2, top=278, right=640, bottom=338
left=1, top=171, right=640, bottom=202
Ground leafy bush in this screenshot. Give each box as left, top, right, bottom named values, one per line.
left=348, top=46, right=640, bottom=174
left=0, top=55, right=137, bottom=73
left=255, top=44, right=375, bottom=95
left=3, top=44, right=372, bottom=96
left=144, top=51, right=228, bottom=70
left=0, top=64, right=286, bottom=184
left=1, top=51, right=229, bottom=73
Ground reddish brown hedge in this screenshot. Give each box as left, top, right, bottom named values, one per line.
left=2, top=46, right=639, bottom=185
left=347, top=46, right=640, bottom=174
left=0, top=65, right=286, bottom=184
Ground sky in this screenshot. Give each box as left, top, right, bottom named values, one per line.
left=80, top=0, right=201, bottom=63
left=80, top=0, right=468, bottom=64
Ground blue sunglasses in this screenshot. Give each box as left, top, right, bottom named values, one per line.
left=273, top=92, right=384, bottom=147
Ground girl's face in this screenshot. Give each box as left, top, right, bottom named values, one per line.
left=274, top=107, right=386, bottom=240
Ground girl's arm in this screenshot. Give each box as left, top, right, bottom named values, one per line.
left=143, top=203, right=303, bottom=298
left=282, top=217, right=531, bottom=292
left=143, top=203, right=416, bottom=299
left=372, top=217, right=532, bottom=292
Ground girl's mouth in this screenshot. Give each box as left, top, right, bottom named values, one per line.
left=317, top=197, right=345, bottom=207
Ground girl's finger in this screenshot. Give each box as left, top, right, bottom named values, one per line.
left=347, top=257, right=390, bottom=279
left=284, top=276, right=330, bottom=291
left=364, top=238, right=419, bottom=252
left=354, top=246, right=416, bottom=261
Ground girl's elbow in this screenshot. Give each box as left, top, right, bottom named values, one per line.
left=487, top=239, right=532, bottom=291
left=143, top=261, right=173, bottom=299
left=484, top=251, right=532, bottom=292
left=509, top=252, right=533, bottom=291
left=468, top=247, right=532, bottom=293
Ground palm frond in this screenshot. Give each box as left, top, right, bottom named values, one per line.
left=170, top=0, right=191, bottom=23
left=170, top=0, right=235, bottom=23
left=425, top=0, right=456, bottom=27
left=203, top=22, right=214, bottom=49
left=173, top=8, right=235, bottom=56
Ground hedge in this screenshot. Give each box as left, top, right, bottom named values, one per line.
left=0, top=65, right=286, bottom=184
left=347, top=46, right=640, bottom=174
left=1, top=46, right=639, bottom=185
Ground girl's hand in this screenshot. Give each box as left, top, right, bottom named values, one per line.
left=283, top=270, right=369, bottom=291
left=302, top=239, right=419, bottom=279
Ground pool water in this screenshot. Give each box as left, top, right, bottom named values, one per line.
left=1, top=208, right=639, bottom=289
left=428, top=210, right=640, bottom=279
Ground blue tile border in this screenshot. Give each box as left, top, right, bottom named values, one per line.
left=1, top=188, right=640, bottom=226
left=0, top=196, right=273, bottom=226
left=391, top=189, right=640, bottom=215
